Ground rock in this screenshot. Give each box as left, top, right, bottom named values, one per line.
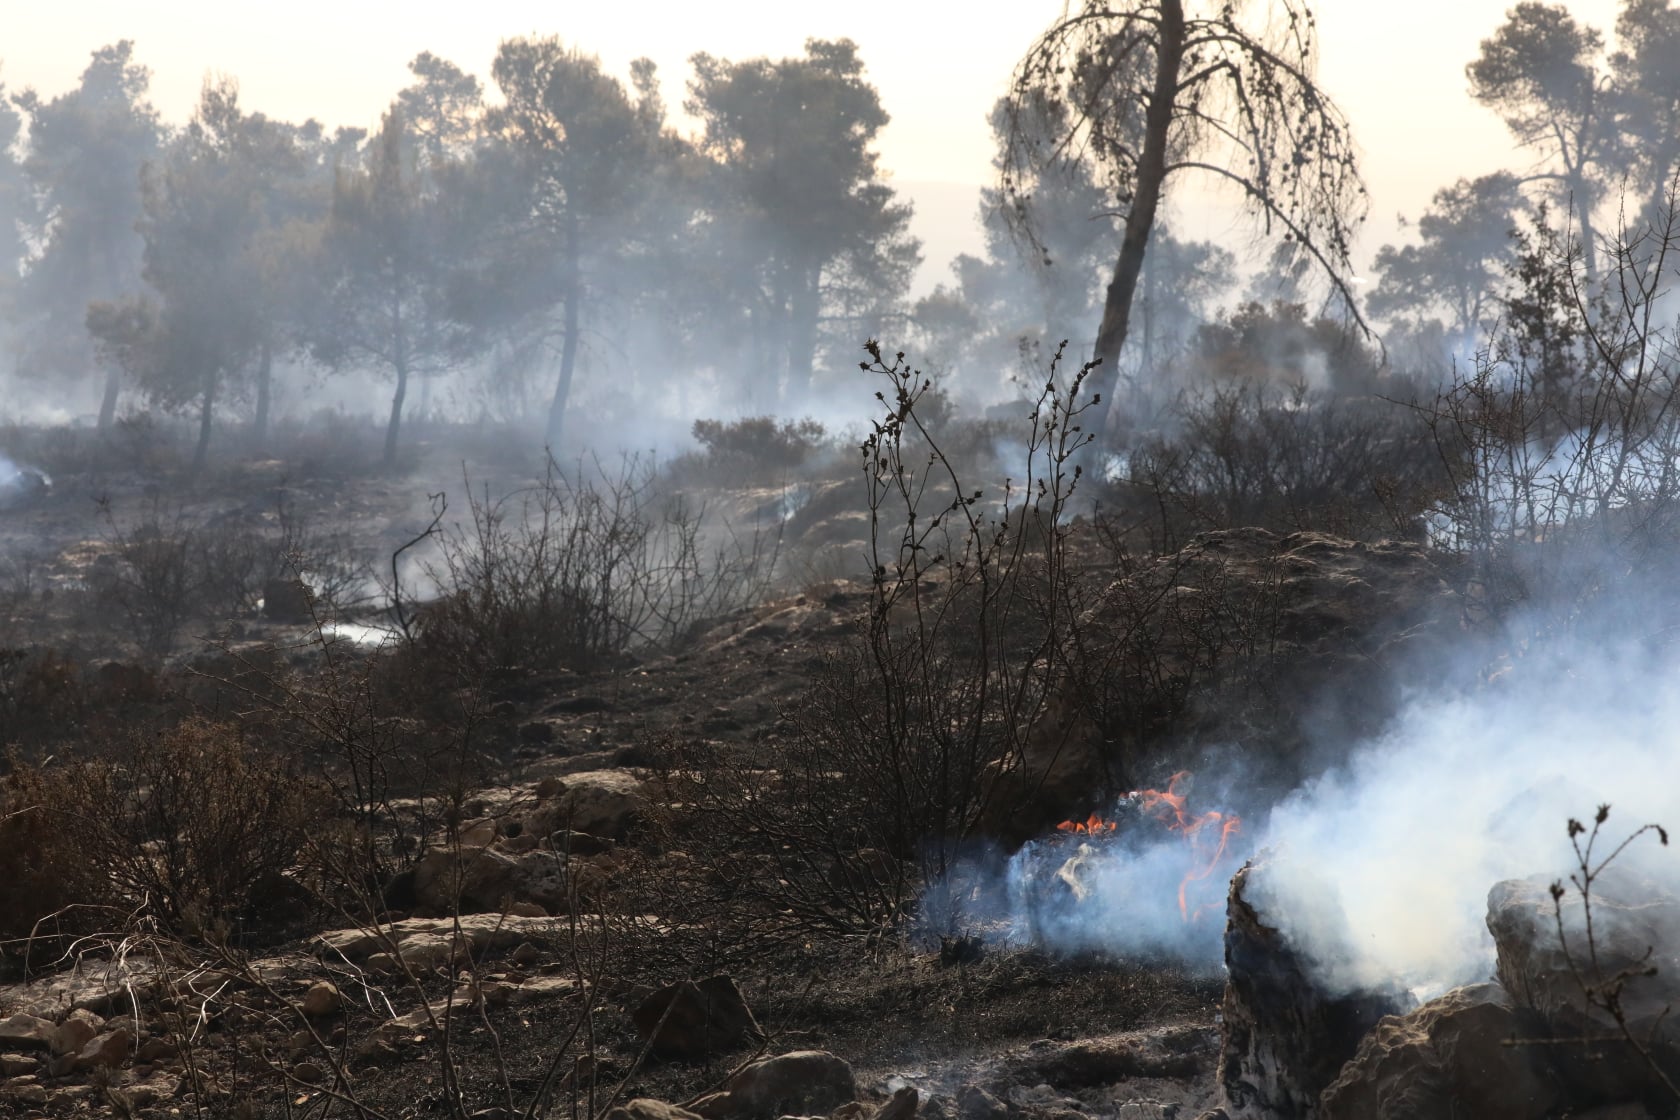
left=0, top=1014, right=54, bottom=1050
left=0, top=1052, right=39, bottom=1076
left=1319, top=982, right=1558, bottom=1120
left=411, top=846, right=572, bottom=914
left=135, top=1037, right=178, bottom=1063
left=873, top=1087, right=919, bottom=1120
left=520, top=721, right=556, bottom=744
left=1487, top=872, right=1680, bottom=1104
left=71, top=1027, right=132, bottom=1071
left=49, top=1009, right=102, bottom=1056
left=692, top=1051, right=857, bottom=1119
left=118, top=1074, right=179, bottom=1110
left=523, top=769, right=649, bottom=841
left=1, top=1077, right=47, bottom=1106
left=1006, top=1025, right=1215, bottom=1086
left=604, top=1101, right=707, bottom=1120
left=1216, top=858, right=1410, bottom=1120
left=632, top=976, right=761, bottom=1060
left=293, top=1061, right=326, bottom=1084
left=549, top=828, right=616, bottom=856
left=315, top=913, right=554, bottom=967
left=456, top=817, right=499, bottom=848
left=301, top=981, right=343, bottom=1017
left=263, top=577, right=313, bottom=623
left=954, top=1086, right=1009, bottom=1120
left=515, top=975, right=579, bottom=1003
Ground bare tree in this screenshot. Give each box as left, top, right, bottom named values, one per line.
left=1004, top=0, right=1368, bottom=438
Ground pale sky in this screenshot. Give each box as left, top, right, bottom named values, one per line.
left=1, top=0, right=1627, bottom=282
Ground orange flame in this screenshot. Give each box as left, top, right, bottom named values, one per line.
left=1127, top=771, right=1243, bottom=921
left=1056, top=812, right=1118, bottom=835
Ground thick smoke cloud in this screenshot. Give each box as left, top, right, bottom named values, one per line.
left=1257, top=631, right=1680, bottom=996
left=953, top=618, right=1680, bottom=998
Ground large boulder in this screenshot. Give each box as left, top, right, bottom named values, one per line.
left=523, top=770, right=649, bottom=842
left=1216, top=858, right=1410, bottom=1120
left=1487, top=872, right=1680, bottom=1106
left=1319, top=982, right=1559, bottom=1120
left=632, top=976, right=761, bottom=1061
left=691, top=1050, right=856, bottom=1119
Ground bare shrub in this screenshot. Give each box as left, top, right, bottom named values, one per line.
left=1547, top=805, right=1680, bottom=1104
left=688, top=415, right=828, bottom=478
left=1114, top=380, right=1443, bottom=551
left=1421, top=181, right=1680, bottom=637
left=662, top=341, right=1095, bottom=944
left=412, top=452, right=778, bottom=678
left=3, top=718, right=325, bottom=941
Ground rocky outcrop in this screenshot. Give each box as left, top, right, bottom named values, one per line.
left=1216, top=858, right=1410, bottom=1120
left=1486, top=872, right=1680, bottom=1108
left=1318, top=982, right=1558, bottom=1120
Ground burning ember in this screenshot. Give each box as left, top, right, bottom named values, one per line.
left=1056, top=812, right=1118, bottom=836
left=1054, top=771, right=1243, bottom=921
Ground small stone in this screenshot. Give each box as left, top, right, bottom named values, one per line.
left=301, top=981, right=343, bottom=1018
left=510, top=942, right=544, bottom=966
left=457, top=817, right=499, bottom=847
left=293, top=1061, right=326, bottom=1084
left=135, top=1037, right=178, bottom=1063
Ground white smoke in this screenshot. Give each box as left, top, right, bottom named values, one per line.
left=939, top=620, right=1680, bottom=995
left=1255, top=635, right=1680, bottom=996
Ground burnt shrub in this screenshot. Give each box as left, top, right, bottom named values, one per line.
left=408, top=453, right=778, bottom=679
left=1, top=718, right=326, bottom=943
left=657, top=342, right=1096, bottom=948
left=1113, top=381, right=1443, bottom=552
left=688, top=415, right=828, bottom=477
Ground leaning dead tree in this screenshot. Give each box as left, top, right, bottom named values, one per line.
left=1004, top=0, right=1369, bottom=438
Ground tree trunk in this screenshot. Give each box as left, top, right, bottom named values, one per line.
left=546, top=216, right=582, bottom=448
left=783, top=269, right=822, bottom=407
left=1570, top=169, right=1599, bottom=281
left=1085, top=0, right=1186, bottom=446
left=98, top=363, right=120, bottom=431
left=193, top=371, right=217, bottom=473
left=253, top=339, right=272, bottom=448
left=384, top=300, right=408, bottom=465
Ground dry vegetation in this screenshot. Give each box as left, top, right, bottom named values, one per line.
left=3, top=211, right=1680, bottom=1118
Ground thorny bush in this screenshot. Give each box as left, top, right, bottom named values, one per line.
left=411, top=452, right=779, bottom=678
left=661, top=340, right=1098, bottom=947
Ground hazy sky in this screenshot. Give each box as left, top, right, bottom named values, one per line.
left=2, top=0, right=1626, bottom=276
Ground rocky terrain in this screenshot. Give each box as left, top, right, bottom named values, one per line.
left=1, top=445, right=1676, bottom=1120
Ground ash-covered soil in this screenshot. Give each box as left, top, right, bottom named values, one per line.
left=0, top=437, right=1456, bottom=1120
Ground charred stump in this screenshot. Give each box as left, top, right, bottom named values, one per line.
left=1216, top=856, right=1409, bottom=1120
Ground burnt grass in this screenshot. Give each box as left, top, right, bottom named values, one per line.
left=0, top=424, right=1237, bottom=1117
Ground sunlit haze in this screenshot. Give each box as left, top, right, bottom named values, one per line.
left=2, top=0, right=1625, bottom=284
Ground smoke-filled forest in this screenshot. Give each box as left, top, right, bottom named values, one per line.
left=3, top=2, right=1680, bottom=1118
